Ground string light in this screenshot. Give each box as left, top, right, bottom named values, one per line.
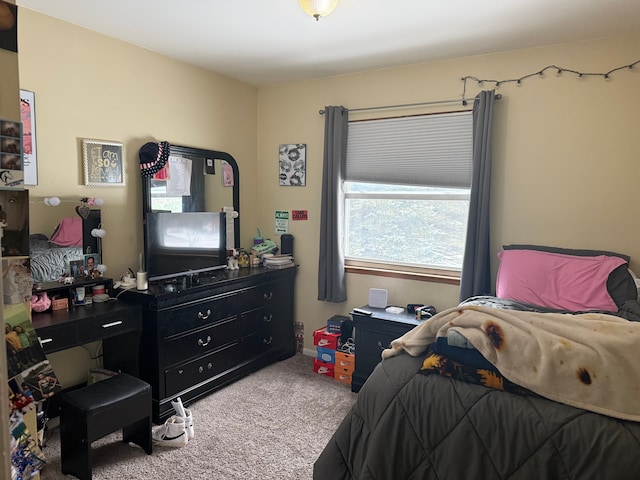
left=461, top=59, right=639, bottom=97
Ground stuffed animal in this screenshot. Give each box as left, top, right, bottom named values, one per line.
left=30, top=292, right=51, bottom=312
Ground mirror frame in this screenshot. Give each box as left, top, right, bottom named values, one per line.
left=141, top=143, right=240, bottom=248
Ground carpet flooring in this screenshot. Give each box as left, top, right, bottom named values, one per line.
left=39, top=354, right=357, bottom=480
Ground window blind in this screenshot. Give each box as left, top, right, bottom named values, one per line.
left=345, top=111, right=473, bottom=188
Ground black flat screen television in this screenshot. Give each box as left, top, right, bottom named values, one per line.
left=144, top=211, right=227, bottom=282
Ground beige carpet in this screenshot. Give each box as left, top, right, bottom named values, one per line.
left=39, top=354, right=357, bottom=480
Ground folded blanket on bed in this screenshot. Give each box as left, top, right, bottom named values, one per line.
left=382, top=305, right=640, bottom=421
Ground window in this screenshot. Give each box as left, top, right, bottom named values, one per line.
left=344, top=111, right=472, bottom=276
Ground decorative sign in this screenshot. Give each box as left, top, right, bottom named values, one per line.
left=278, top=144, right=306, bottom=186
left=82, top=138, right=125, bottom=186
left=275, top=210, right=289, bottom=234
left=292, top=210, right=308, bottom=221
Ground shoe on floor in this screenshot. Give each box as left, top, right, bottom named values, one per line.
left=182, top=408, right=194, bottom=440
left=152, top=416, right=188, bottom=448
left=171, top=397, right=194, bottom=441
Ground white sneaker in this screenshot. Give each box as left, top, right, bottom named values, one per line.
left=182, top=408, right=194, bottom=440
left=171, top=397, right=194, bottom=440
left=152, top=416, right=188, bottom=448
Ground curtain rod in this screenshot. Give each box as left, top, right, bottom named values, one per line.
left=318, top=94, right=502, bottom=115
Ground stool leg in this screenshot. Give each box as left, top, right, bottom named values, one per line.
left=60, top=417, right=92, bottom=480
left=123, top=415, right=153, bottom=455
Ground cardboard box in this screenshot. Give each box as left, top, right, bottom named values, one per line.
left=317, top=346, right=336, bottom=364
left=335, top=351, right=355, bottom=373
left=327, top=315, right=350, bottom=334
left=313, top=327, right=340, bottom=350
left=313, top=358, right=334, bottom=377
left=334, top=367, right=352, bottom=385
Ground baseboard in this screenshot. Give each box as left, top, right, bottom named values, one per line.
left=302, top=347, right=316, bottom=358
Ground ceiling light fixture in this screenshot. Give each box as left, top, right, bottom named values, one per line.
left=298, top=0, right=339, bottom=21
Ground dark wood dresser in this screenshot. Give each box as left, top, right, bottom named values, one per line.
left=351, top=305, right=422, bottom=393
left=119, top=266, right=297, bottom=423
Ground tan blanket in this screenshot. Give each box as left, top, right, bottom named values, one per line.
left=382, top=305, right=640, bottom=421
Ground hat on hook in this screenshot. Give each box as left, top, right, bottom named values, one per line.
left=139, top=141, right=170, bottom=177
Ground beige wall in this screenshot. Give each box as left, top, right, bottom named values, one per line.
left=0, top=0, right=18, bottom=473
left=17, top=8, right=640, bottom=371
left=18, top=9, right=258, bottom=385
left=257, top=32, right=640, bottom=347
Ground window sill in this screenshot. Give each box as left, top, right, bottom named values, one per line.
left=344, top=265, right=460, bottom=285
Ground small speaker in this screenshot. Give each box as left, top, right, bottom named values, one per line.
left=281, top=234, right=294, bottom=256
left=368, top=288, right=388, bottom=308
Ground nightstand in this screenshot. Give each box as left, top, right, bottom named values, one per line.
left=351, top=305, right=422, bottom=393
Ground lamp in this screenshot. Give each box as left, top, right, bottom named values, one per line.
left=298, top=0, right=339, bottom=20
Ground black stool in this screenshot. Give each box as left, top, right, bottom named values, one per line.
left=59, top=373, right=152, bottom=480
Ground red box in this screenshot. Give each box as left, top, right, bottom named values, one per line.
left=313, top=327, right=340, bottom=350
left=313, top=358, right=334, bottom=377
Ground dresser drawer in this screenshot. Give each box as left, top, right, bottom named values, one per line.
left=238, top=280, right=291, bottom=313
left=164, top=343, right=240, bottom=397
left=77, top=312, right=140, bottom=344
left=163, top=317, right=238, bottom=366
left=356, top=328, right=401, bottom=355
left=238, top=304, right=288, bottom=336
left=240, top=318, right=293, bottom=358
left=158, top=293, right=238, bottom=337
left=37, top=323, right=78, bottom=354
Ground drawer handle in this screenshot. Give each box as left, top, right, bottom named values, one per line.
left=263, top=292, right=273, bottom=300
left=178, top=369, right=184, bottom=374
left=198, top=309, right=211, bottom=320
left=199, top=366, right=203, bottom=373
left=208, top=362, right=213, bottom=369
left=263, top=336, right=273, bottom=345
left=198, top=336, right=212, bottom=347
left=102, top=320, right=123, bottom=328
left=40, top=338, right=53, bottom=345
left=263, top=314, right=273, bottom=323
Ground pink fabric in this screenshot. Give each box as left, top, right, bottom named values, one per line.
left=49, top=217, right=82, bottom=246
left=496, top=249, right=626, bottom=312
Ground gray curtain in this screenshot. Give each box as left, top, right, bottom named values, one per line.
left=318, top=106, right=348, bottom=302
left=459, top=90, right=497, bottom=301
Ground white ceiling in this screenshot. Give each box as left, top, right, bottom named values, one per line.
left=15, top=0, right=640, bottom=86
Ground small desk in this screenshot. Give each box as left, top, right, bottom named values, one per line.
left=31, top=300, right=142, bottom=376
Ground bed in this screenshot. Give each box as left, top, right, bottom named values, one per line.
left=314, top=245, right=640, bottom=479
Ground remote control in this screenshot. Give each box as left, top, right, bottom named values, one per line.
left=352, top=308, right=372, bottom=315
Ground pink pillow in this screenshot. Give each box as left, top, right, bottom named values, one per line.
left=49, top=217, right=82, bottom=247
left=496, top=249, right=626, bottom=312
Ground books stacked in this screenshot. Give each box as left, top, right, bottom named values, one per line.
left=263, top=254, right=294, bottom=269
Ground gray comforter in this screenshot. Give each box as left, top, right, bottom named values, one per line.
left=313, top=353, right=640, bottom=479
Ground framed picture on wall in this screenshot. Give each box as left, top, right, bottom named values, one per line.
left=20, top=89, right=38, bottom=185
left=279, top=144, right=306, bottom=186
left=82, top=138, right=125, bottom=186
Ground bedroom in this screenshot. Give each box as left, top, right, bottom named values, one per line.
left=2, top=2, right=640, bottom=477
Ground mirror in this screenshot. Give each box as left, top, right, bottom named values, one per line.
left=141, top=144, right=240, bottom=248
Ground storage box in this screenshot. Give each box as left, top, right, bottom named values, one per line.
left=334, top=367, right=352, bottom=385
left=313, top=327, right=340, bottom=350
left=317, top=346, right=336, bottom=364
left=51, top=296, right=68, bottom=311
left=313, top=358, right=334, bottom=377
left=327, top=315, right=350, bottom=334
left=335, top=351, right=355, bottom=373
